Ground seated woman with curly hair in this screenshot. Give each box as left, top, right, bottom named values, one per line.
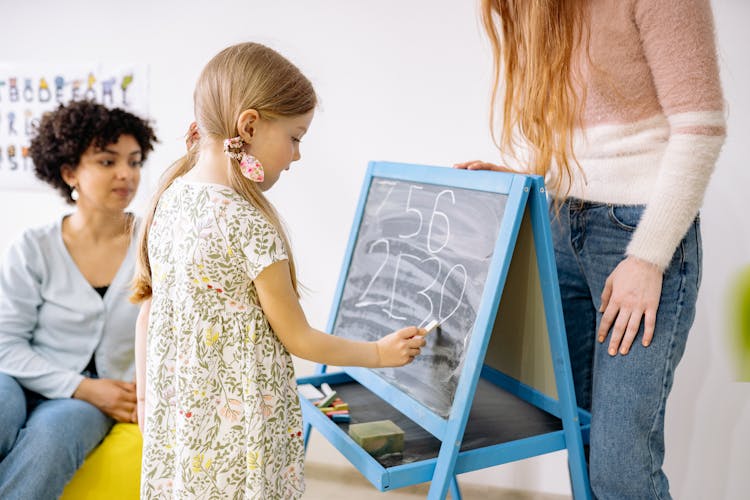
left=0, top=100, right=157, bottom=499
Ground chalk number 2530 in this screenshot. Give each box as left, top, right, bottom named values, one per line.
left=355, top=185, right=468, bottom=327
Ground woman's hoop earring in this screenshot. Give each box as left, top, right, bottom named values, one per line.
left=223, top=136, right=265, bottom=183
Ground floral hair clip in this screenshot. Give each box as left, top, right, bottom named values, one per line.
left=223, top=136, right=265, bottom=183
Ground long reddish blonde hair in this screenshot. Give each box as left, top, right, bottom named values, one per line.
left=131, top=42, right=316, bottom=303
left=481, top=0, right=588, bottom=196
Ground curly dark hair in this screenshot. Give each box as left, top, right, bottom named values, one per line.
left=29, top=100, right=158, bottom=203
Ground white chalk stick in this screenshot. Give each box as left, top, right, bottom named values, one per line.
left=424, top=319, right=440, bottom=334
left=298, top=384, right=325, bottom=400
left=320, top=383, right=334, bottom=396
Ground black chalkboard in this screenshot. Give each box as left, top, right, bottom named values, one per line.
left=332, top=178, right=507, bottom=417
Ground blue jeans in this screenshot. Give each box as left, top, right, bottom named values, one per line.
left=552, top=200, right=700, bottom=500
left=0, top=373, right=114, bottom=500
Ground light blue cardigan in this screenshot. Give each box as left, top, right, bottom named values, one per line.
left=0, top=216, right=140, bottom=399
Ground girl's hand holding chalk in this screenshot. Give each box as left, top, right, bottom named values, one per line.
left=375, top=326, right=427, bottom=367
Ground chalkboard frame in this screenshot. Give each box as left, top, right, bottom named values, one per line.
left=299, top=161, right=591, bottom=499
left=321, top=163, right=524, bottom=434
left=328, top=171, right=510, bottom=418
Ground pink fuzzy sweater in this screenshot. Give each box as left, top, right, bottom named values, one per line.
left=559, top=0, right=726, bottom=269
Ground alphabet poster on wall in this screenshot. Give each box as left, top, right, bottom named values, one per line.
left=0, top=63, right=149, bottom=191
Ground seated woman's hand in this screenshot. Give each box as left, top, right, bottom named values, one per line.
left=73, top=378, right=137, bottom=423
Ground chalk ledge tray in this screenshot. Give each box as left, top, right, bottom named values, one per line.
left=298, top=369, right=587, bottom=492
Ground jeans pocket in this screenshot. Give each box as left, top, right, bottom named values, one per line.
left=607, top=204, right=644, bottom=232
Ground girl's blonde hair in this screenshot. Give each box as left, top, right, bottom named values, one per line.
left=131, top=42, right=316, bottom=303
left=481, top=0, right=588, bottom=198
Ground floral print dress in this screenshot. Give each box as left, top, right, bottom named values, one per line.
left=141, top=179, right=304, bottom=499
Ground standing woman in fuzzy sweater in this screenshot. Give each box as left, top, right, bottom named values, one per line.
left=457, top=0, right=725, bottom=497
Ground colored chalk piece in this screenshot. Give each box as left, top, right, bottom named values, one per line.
left=332, top=413, right=351, bottom=423
left=326, top=410, right=349, bottom=416
left=315, top=391, right=338, bottom=409
left=332, top=403, right=349, bottom=411
left=348, top=420, right=404, bottom=457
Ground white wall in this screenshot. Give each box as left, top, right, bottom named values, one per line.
left=664, top=2, right=750, bottom=499
left=1, top=1, right=747, bottom=497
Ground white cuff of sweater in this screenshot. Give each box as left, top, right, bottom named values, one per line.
left=626, top=133, right=724, bottom=270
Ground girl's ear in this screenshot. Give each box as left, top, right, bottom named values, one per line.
left=236, top=109, right=261, bottom=143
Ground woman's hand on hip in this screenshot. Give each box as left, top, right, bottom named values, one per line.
left=453, top=160, right=516, bottom=173
left=598, top=256, right=663, bottom=356
left=73, top=378, right=138, bottom=423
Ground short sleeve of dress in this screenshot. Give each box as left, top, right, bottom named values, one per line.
left=240, top=208, right=289, bottom=280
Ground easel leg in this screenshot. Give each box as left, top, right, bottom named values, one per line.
left=529, top=181, right=591, bottom=499
left=427, top=438, right=462, bottom=499
left=303, top=422, right=312, bottom=452
left=303, top=364, right=327, bottom=453
left=449, top=476, right=462, bottom=499
left=568, top=446, right=589, bottom=500
left=568, top=451, right=589, bottom=500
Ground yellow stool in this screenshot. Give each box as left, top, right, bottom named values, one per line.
left=61, top=423, right=142, bottom=500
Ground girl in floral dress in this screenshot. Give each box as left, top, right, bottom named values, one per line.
left=131, top=42, right=426, bottom=499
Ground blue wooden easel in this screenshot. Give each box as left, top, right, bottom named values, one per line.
left=298, top=162, right=591, bottom=499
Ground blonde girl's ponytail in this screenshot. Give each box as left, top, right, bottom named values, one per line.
left=226, top=163, right=300, bottom=295
left=130, top=144, right=198, bottom=303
